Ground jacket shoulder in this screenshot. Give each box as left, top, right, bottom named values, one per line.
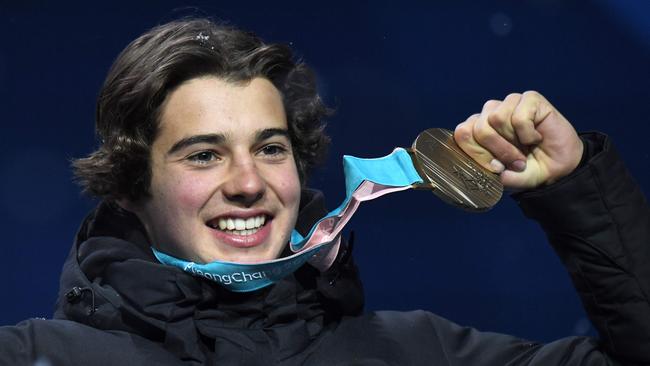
left=306, top=310, right=615, bottom=365
left=0, top=318, right=180, bottom=366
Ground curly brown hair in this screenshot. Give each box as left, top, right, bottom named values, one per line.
left=73, top=18, right=330, bottom=202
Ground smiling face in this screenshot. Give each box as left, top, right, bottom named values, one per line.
left=130, top=76, right=301, bottom=264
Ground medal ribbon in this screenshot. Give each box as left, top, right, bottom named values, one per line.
left=153, top=148, right=423, bottom=292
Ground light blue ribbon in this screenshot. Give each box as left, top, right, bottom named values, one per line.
left=153, top=148, right=423, bottom=292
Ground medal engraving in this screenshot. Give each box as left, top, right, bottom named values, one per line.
left=452, top=164, right=491, bottom=192
left=408, top=128, right=503, bottom=211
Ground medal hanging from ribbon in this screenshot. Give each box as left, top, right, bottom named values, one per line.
left=153, top=128, right=503, bottom=292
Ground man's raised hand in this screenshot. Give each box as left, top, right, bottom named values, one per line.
left=453, top=91, right=584, bottom=190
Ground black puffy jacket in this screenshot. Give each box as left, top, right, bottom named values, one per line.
left=0, top=133, right=648, bottom=365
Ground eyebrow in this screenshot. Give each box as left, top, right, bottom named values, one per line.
left=167, top=134, right=225, bottom=155
left=255, top=128, right=290, bottom=142
left=167, top=128, right=290, bottom=155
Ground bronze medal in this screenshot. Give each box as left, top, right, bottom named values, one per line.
left=407, top=128, right=503, bottom=212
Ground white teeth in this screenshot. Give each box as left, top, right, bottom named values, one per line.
left=231, top=227, right=260, bottom=236
left=245, top=217, right=255, bottom=229
left=214, top=215, right=267, bottom=234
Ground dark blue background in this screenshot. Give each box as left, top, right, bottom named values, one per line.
left=1, top=0, right=649, bottom=343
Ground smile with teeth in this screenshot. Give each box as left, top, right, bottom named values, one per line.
left=208, top=215, right=267, bottom=236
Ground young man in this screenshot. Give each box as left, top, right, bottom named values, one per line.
left=0, top=18, right=648, bottom=365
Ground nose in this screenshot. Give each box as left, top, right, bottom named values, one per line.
left=222, top=158, right=266, bottom=207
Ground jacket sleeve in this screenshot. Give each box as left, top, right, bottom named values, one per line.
left=512, top=132, right=650, bottom=365
left=0, top=319, right=182, bottom=365
left=0, top=319, right=93, bottom=365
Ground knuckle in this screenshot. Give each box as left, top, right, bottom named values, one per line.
left=456, top=114, right=479, bottom=131
left=504, top=92, right=522, bottom=101
left=522, top=90, right=541, bottom=98
left=482, top=99, right=501, bottom=111
left=464, top=113, right=480, bottom=124
left=454, top=122, right=473, bottom=142
left=455, top=121, right=469, bottom=134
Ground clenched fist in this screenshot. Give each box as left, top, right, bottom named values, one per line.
left=454, top=91, right=584, bottom=190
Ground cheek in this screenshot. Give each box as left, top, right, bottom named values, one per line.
left=274, top=167, right=301, bottom=207
left=157, top=173, right=214, bottom=211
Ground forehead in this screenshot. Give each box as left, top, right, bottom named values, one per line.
left=156, top=76, right=287, bottom=144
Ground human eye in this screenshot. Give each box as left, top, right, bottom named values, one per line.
left=259, top=144, right=289, bottom=158
left=186, top=150, right=218, bottom=166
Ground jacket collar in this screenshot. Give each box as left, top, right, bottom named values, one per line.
left=53, top=189, right=363, bottom=359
